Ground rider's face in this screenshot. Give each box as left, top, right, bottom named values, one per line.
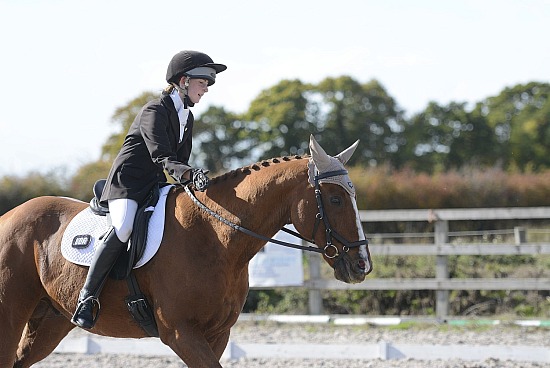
left=185, top=78, right=209, bottom=104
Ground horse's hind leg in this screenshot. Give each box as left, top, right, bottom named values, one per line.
left=0, top=250, right=44, bottom=366
left=14, top=299, right=75, bottom=368
left=0, top=296, right=39, bottom=367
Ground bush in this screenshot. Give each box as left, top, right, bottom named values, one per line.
left=351, top=165, right=550, bottom=210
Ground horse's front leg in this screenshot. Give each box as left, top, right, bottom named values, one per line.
left=161, top=326, right=223, bottom=368
left=209, top=330, right=230, bottom=360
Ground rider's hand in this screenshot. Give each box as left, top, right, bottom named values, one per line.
left=191, top=168, right=210, bottom=191
left=180, top=168, right=210, bottom=191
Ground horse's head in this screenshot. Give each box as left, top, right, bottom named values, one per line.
left=292, top=135, right=373, bottom=284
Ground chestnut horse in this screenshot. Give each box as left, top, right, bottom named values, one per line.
left=0, top=136, right=372, bottom=367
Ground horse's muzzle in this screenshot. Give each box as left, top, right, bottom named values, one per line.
left=333, top=253, right=371, bottom=284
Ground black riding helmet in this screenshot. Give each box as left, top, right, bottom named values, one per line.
left=166, top=50, right=227, bottom=86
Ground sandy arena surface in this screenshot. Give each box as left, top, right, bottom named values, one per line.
left=33, top=320, right=550, bottom=368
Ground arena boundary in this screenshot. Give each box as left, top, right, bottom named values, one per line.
left=53, top=334, right=550, bottom=363
left=53, top=315, right=550, bottom=363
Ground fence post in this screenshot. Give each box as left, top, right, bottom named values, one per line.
left=434, top=219, right=449, bottom=320
left=514, top=226, right=526, bottom=245
left=308, top=250, right=323, bottom=315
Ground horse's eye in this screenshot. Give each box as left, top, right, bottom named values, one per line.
left=330, top=196, right=342, bottom=206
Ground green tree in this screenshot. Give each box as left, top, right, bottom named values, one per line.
left=400, top=101, right=495, bottom=172
left=448, top=106, right=497, bottom=169
left=66, top=92, right=158, bottom=201
left=313, top=77, right=405, bottom=167
left=0, top=172, right=69, bottom=215
left=192, top=106, right=249, bottom=174
left=101, top=91, right=158, bottom=161
left=475, top=82, right=550, bottom=171
left=100, top=92, right=253, bottom=174
left=244, top=79, right=312, bottom=160
left=242, top=77, right=405, bottom=167
left=69, top=160, right=113, bottom=201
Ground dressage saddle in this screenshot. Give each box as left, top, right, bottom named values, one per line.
left=88, top=179, right=160, bottom=337
left=89, top=179, right=160, bottom=280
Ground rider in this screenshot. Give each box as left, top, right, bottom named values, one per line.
left=71, top=50, right=227, bottom=329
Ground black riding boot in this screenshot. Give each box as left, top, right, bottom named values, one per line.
left=71, top=226, right=127, bottom=329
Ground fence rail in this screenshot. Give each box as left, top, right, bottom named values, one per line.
left=369, top=243, right=550, bottom=255
left=307, top=278, right=550, bottom=291
left=358, top=206, right=550, bottom=222
left=300, top=207, right=550, bottom=319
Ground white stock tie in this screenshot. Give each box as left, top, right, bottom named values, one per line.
left=170, top=90, right=189, bottom=143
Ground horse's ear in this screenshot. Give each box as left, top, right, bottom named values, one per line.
left=335, top=140, right=360, bottom=165
left=309, top=135, right=332, bottom=171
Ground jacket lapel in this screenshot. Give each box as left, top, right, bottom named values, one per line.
left=161, top=95, right=181, bottom=149
left=179, top=112, right=194, bottom=147
left=161, top=93, right=195, bottom=150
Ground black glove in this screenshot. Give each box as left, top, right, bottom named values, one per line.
left=190, top=168, right=210, bottom=191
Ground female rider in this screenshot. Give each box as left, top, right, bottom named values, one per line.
left=72, top=50, right=226, bottom=329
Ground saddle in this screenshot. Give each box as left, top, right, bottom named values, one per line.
left=89, top=179, right=161, bottom=337
left=90, top=179, right=160, bottom=280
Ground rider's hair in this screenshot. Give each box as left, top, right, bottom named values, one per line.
left=163, top=84, right=176, bottom=94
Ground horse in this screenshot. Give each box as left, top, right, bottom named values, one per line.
left=0, top=135, right=372, bottom=367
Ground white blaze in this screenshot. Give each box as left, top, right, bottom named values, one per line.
left=351, top=196, right=372, bottom=273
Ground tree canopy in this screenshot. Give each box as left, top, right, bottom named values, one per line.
left=1, top=78, right=549, bottom=214
left=91, top=79, right=550, bottom=175
left=191, top=79, right=549, bottom=174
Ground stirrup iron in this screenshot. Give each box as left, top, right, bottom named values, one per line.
left=71, top=295, right=101, bottom=328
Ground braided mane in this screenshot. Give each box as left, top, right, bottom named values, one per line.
left=210, top=155, right=309, bottom=184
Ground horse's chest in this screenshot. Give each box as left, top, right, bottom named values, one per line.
left=220, top=272, right=249, bottom=312
left=191, top=276, right=248, bottom=337
left=164, top=264, right=249, bottom=333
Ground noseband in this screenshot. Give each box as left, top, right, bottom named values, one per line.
left=183, top=169, right=368, bottom=258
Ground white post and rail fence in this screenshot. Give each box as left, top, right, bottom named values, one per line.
left=252, top=207, right=550, bottom=320
left=53, top=207, right=550, bottom=362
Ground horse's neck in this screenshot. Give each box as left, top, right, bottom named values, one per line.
left=207, top=159, right=308, bottom=262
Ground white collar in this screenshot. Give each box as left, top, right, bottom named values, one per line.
left=170, top=89, right=186, bottom=112
left=170, top=90, right=190, bottom=143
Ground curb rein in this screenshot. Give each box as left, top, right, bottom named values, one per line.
left=183, top=169, right=368, bottom=259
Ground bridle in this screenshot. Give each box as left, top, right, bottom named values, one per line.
left=182, top=169, right=368, bottom=259
left=310, top=169, right=369, bottom=258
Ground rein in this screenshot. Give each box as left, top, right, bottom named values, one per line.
left=183, top=185, right=324, bottom=254
left=183, top=169, right=368, bottom=258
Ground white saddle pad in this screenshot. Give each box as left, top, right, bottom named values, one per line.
left=61, top=185, right=173, bottom=268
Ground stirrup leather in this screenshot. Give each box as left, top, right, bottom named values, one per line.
left=71, top=295, right=101, bottom=327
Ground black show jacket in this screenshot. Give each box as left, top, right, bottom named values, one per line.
left=100, top=92, right=193, bottom=205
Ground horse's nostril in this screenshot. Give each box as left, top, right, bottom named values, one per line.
left=357, top=259, right=366, bottom=270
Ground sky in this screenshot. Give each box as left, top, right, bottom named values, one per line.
left=0, top=0, right=549, bottom=177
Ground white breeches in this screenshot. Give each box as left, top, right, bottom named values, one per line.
left=108, top=198, right=138, bottom=243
